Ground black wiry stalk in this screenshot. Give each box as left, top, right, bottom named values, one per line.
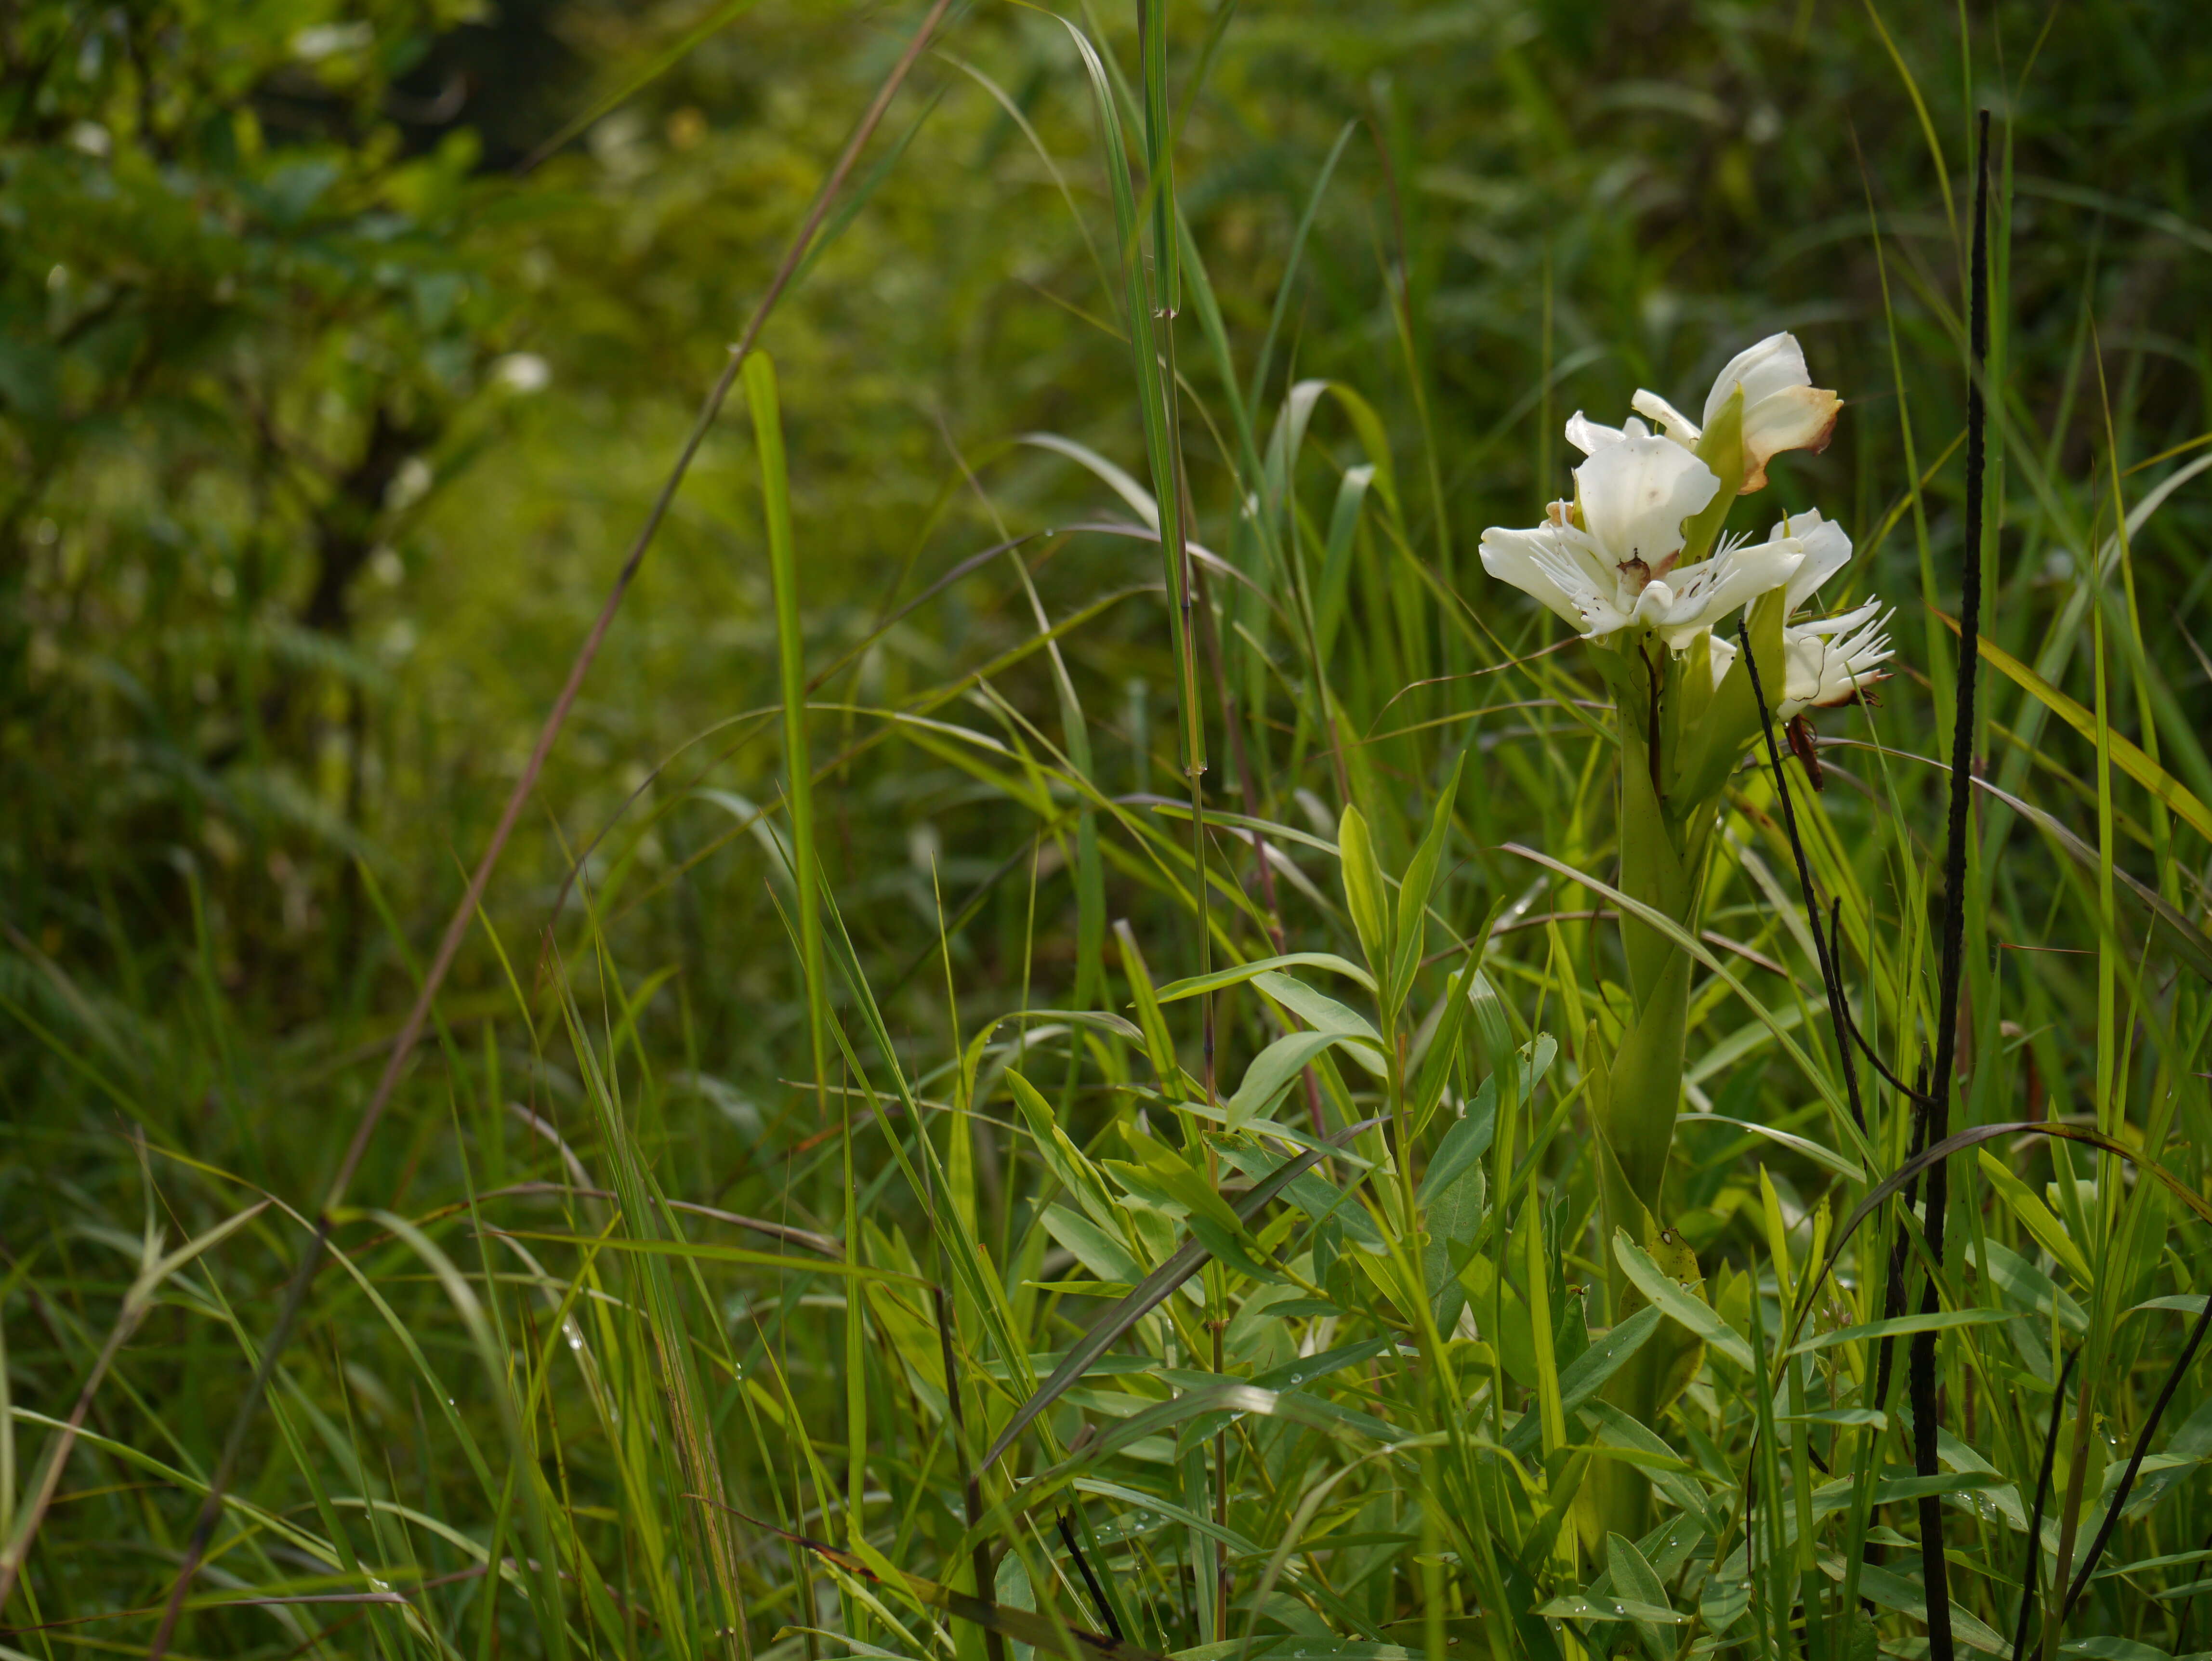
left=1057, top=1513, right=1123, bottom=1644
left=2012, top=1348, right=2079, bottom=1661
left=1914, top=105, right=1993, bottom=1661
left=1831, top=930, right=1941, bottom=1106
left=2060, top=1293, right=2212, bottom=1618
left=1736, top=624, right=1865, bottom=1134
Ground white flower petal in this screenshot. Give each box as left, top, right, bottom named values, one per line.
left=1694, top=333, right=1843, bottom=492
left=1702, top=333, right=1811, bottom=428
left=1565, top=412, right=1656, bottom=456
left=1527, top=539, right=1635, bottom=637
left=1480, top=525, right=1601, bottom=631
left=1777, top=606, right=1894, bottom=719
left=1705, top=630, right=1739, bottom=691
left=1632, top=579, right=1676, bottom=626
left=1566, top=410, right=1624, bottom=455
left=1741, top=386, right=1842, bottom=491
left=1776, top=509, right=1854, bottom=611
left=1572, top=435, right=1721, bottom=567
left=1790, top=597, right=1883, bottom=640
left=1657, top=534, right=1804, bottom=646
left=1630, top=389, right=1702, bottom=448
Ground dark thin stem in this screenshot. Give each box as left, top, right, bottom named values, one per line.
left=1833, top=943, right=1941, bottom=1108
left=1912, top=104, right=1992, bottom=1661
left=1736, top=622, right=1865, bottom=1133
left=1926, top=106, right=1994, bottom=1234
left=1056, top=1514, right=1122, bottom=1644
left=138, top=8, right=960, bottom=1653
left=2012, top=1348, right=2080, bottom=1661
left=2061, top=1293, right=2212, bottom=1618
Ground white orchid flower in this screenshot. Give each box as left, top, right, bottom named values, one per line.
left=1561, top=333, right=1842, bottom=493
left=1757, top=508, right=1893, bottom=719
left=1777, top=603, right=1893, bottom=719
left=1772, top=507, right=1854, bottom=612
left=1629, top=333, right=1841, bottom=494
left=1480, top=435, right=1804, bottom=645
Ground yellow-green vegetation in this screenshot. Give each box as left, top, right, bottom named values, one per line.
left=6, top=3, right=2212, bottom=1660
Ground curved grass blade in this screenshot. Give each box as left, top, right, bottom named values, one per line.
left=1971, top=774, right=2212, bottom=984
left=1941, top=609, right=2212, bottom=845
left=1786, top=1119, right=2212, bottom=1353
left=2061, top=1292, right=2212, bottom=1617
left=1157, top=953, right=1377, bottom=1001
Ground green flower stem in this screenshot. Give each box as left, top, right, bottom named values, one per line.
left=1586, top=695, right=1714, bottom=1543
left=1602, top=708, right=1714, bottom=1230
left=1580, top=595, right=1785, bottom=1548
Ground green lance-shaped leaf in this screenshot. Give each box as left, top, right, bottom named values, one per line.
left=1114, top=919, right=1189, bottom=1100
left=1226, top=1029, right=1378, bottom=1128
left=1501, top=1305, right=1666, bottom=1461
left=1156, top=953, right=1376, bottom=1001
left=1336, top=803, right=1392, bottom=996
left=1614, top=1230, right=1751, bottom=1371
left=1389, top=750, right=1465, bottom=1011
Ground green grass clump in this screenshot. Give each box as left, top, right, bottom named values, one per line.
left=6, top=2, right=2212, bottom=1659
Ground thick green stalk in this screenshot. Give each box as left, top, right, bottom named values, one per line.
left=1601, top=716, right=1710, bottom=1227
left=1583, top=602, right=1781, bottom=1545
left=1585, top=728, right=1709, bottom=1543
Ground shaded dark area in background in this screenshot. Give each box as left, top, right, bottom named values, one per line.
left=390, top=0, right=581, bottom=164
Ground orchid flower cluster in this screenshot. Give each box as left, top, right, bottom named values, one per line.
left=1472, top=337, right=1893, bottom=1541
left=1480, top=333, right=1891, bottom=724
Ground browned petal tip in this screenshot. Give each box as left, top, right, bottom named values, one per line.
left=1806, top=398, right=1842, bottom=456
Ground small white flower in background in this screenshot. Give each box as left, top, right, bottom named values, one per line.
left=1570, top=332, right=1841, bottom=495
left=384, top=455, right=433, bottom=513
left=1479, top=436, right=1803, bottom=646
left=493, top=352, right=551, bottom=394
left=291, top=21, right=374, bottom=61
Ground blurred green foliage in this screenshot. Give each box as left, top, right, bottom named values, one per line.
left=7, top=1, right=2205, bottom=1068
left=4, top=0, right=2212, bottom=1652
left=9, top=0, right=2212, bottom=1349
